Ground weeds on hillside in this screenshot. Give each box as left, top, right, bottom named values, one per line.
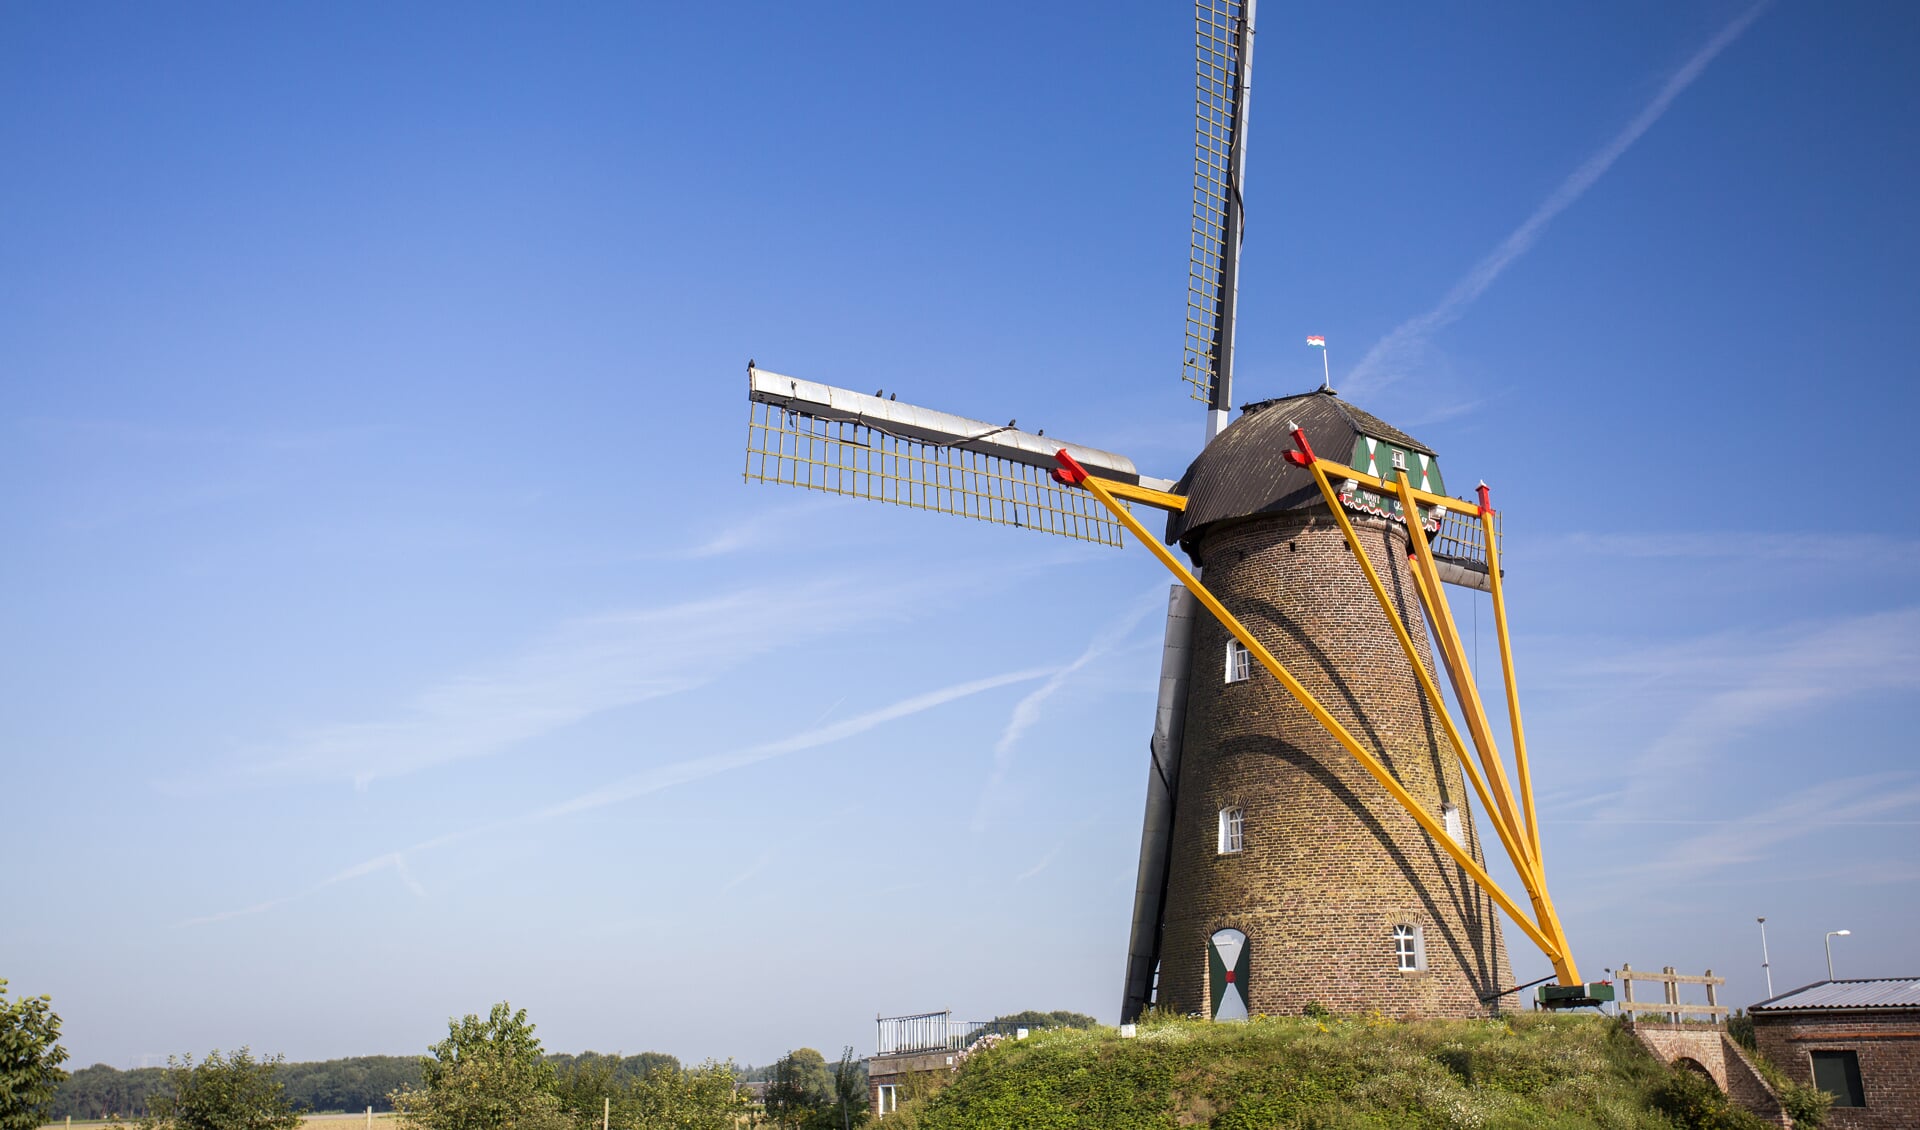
left=882, top=1012, right=1778, bottom=1129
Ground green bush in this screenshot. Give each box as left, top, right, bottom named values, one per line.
left=0, top=980, right=69, bottom=1130
left=139, top=1050, right=304, bottom=1130
left=886, top=1013, right=1786, bottom=1130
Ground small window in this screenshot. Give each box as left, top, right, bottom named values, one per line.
left=1443, top=805, right=1463, bottom=843
left=1391, top=450, right=1407, bottom=470
left=1225, top=639, right=1251, bottom=683
left=1393, top=924, right=1427, bottom=971
left=1218, top=807, right=1244, bottom=854
left=1809, top=1050, right=1864, bottom=1107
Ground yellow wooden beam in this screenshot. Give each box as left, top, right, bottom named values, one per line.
left=1086, top=475, right=1187, bottom=512
left=1480, top=500, right=1543, bottom=867
left=1394, top=471, right=1579, bottom=986
left=1300, top=455, right=1545, bottom=900
left=1062, top=458, right=1566, bottom=968
left=1394, top=472, right=1531, bottom=860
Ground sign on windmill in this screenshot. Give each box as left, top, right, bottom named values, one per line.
left=742, top=0, right=1606, bottom=1026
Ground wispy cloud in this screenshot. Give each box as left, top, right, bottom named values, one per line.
left=181, top=667, right=1049, bottom=926
left=181, top=851, right=424, bottom=927
left=1542, top=529, right=1920, bottom=564
left=1634, top=773, right=1920, bottom=881
left=1346, top=3, right=1768, bottom=395
left=1016, top=840, right=1067, bottom=883
left=721, top=852, right=776, bottom=893
left=227, top=574, right=974, bottom=790
left=970, top=591, right=1164, bottom=831
left=535, top=667, right=1051, bottom=821
left=1570, top=607, right=1920, bottom=797
left=644, top=497, right=859, bottom=562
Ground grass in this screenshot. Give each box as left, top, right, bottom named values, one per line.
left=880, top=1012, right=1773, bottom=1130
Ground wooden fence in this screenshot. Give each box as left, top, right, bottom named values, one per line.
left=1616, top=964, right=1727, bottom=1024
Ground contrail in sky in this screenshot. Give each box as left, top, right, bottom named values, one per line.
left=971, top=590, right=1163, bottom=833
left=178, top=666, right=1049, bottom=926
left=1346, top=3, right=1768, bottom=394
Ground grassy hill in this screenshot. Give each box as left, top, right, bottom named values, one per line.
left=880, top=1011, right=1778, bottom=1130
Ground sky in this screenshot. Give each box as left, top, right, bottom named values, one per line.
left=4, top=0, right=1918, bottom=1071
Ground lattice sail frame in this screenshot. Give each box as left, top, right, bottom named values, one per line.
left=1432, top=504, right=1503, bottom=582
left=1184, top=0, right=1252, bottom=404
left=745, top=367, right=1154, bottom=547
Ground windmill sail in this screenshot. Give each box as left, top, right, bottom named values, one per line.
left=1129, top=0, right=1259, bottom=1024
left=745, top=365, right=1166, bottom=547
left=1184, top=0, right=1256, bottom=427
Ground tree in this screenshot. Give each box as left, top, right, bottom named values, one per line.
left=392, top=1004, right=569, bottom=1130
left=139, top=1049, right=304, bottom=1130
left=622, top=1062, right=751, bottom=1130
left=761, top=1049, right=833, bottom=1130
left=967, top=1010, right=1097, bottom=1042
left=1, top=979, right=70, bottom=1130
left=828, top=1047, right=868, bottom=1130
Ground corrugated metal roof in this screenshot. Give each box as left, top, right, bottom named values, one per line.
left=1164, top=389, right=1437, bottom=549
left=1751, top=978, right=1920, bottom=1011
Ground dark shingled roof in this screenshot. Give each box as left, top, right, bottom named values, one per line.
left=1165, top=389, right=1437, bottom=550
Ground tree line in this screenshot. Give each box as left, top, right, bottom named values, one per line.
left=6, top=977, right=1098, bottom=1130
left=47, top=1057, right=420, bottom=1119
left=44, top=1049, right=704, bottom=1119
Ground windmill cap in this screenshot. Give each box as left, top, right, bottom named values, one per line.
left=1165, top=388, right=1439, bottom=551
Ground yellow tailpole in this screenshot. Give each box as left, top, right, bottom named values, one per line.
left=1061, top=457, right=1566, bottom=967
left=1393, top=472, right=1578, bottom=985
left=1479, top=497, right=1543, bottom=867
left=1087, top=476, right=1188, bottom=511
left=1299, top=456, right=1543, bottom=895
left=1391, top=474, right=1534, bottom=868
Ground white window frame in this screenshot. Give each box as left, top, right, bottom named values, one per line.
left=1443, top=804, right=1463, bottom=844
left=1225, top=639, right=1251, bottom=683
left=1393, top=924, right=1427, bottom=971
left=1218, top=806, right=1245, bottom=854
left=1391, top=449, right=1407, bottom=470
left=877, top=1084, right=898, bottom=1115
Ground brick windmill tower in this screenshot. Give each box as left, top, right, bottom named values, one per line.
left=742, top=0, right=1601, bottom=1022
left=1133, top=391, right=1512, bottom=1021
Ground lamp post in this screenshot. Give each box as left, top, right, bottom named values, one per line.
left=1758, top=918, right=1774, bottom=998
left=1825, top=929, right=1851, bottom=980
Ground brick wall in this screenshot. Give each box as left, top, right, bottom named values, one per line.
left=1753, top=1010, right=1920, bottom=1130
left=1157, top=509, right=1512, bottom=1019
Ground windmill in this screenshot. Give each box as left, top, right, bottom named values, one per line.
left=742, top=1, right=1609, bottom=1021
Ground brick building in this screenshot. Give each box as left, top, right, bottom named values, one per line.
left=1126, top=390, right=1511, bottom=1021
left=1751, top=977, right=1920, bottom=1129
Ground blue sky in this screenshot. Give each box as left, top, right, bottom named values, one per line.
left=5, top=0, right=1917, bottom=1070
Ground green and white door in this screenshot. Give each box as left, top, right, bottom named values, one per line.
left=1209, top=928, right=1250, bottom=1020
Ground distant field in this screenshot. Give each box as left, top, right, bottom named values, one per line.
left=46, top=1117, right=403, bottom=1130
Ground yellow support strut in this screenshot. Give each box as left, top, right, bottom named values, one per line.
left=1477, top=489, right=1543, bottom=867
left=1391, top=471, right=1536, bottom=868
left=1055, top=452, right=1566, bottom=968
left=1391, top=471, right=1578, bottom=986
left=1293, top=440, right=1544, bottom=900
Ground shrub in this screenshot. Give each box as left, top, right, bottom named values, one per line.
left=0, top=980, right=69, bottom=1130
left=139, top=1050, right=304, bottom=1130
left=1646, top=1068, right=1769, bottom=1130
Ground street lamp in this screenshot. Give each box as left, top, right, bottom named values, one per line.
left=1758, top=918, right=1774, bottom=998
left=1825, top=930, right=1851, bottom=980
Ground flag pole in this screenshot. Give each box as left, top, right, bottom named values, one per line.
left=1321, top=343, right=1331, bottom=390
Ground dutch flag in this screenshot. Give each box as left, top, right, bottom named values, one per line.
left=1306, top=336, right=1326, bottom=348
